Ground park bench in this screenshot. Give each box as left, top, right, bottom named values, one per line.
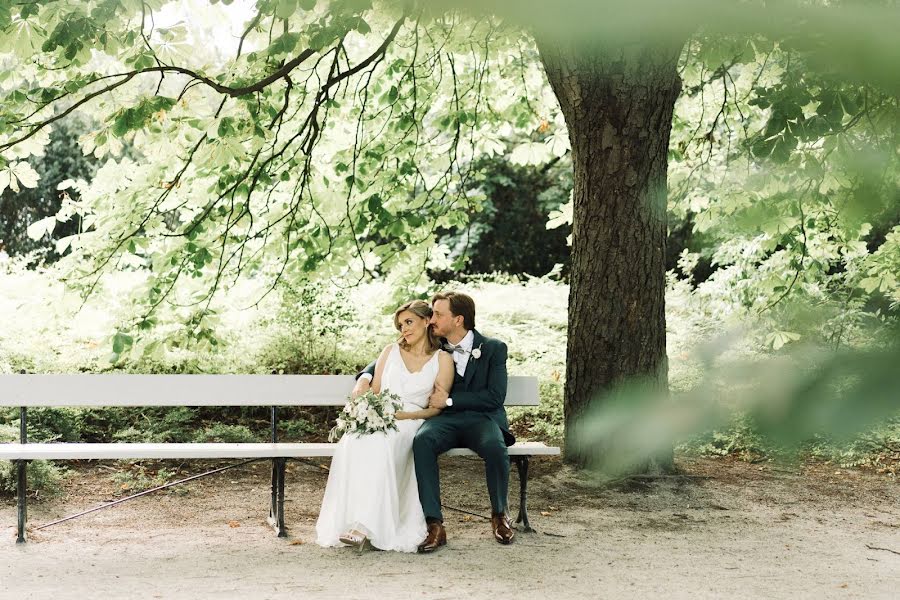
left=0, top=374, right=560, bottom=544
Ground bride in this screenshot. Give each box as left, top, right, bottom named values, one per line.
left=315, top=300, right=454, bottom=552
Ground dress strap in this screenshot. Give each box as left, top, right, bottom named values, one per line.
left=429, top=349, right=441, bottom=372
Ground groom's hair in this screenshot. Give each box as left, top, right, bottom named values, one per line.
left=432, top=291, right=476, bottom=330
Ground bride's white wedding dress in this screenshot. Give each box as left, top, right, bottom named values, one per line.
left=315, top=343, right=437, bottom=552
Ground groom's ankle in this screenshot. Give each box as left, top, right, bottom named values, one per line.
left=426, top=517, right=443, bottom=525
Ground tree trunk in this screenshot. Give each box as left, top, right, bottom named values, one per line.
left=536, top=38, right=684, bottom=470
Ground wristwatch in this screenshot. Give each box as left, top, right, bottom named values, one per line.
left=445, top=397, right=453, bottom=407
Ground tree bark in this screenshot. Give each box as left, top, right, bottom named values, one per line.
left=536, top=38, right=684, bottom=470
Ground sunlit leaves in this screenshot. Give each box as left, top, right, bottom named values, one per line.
left=765, top=330, right=800, bottom=350
left=4, top=0, right=892, bottom=366
left=509, top=141, right=551, bottom=166
left=40, top=12, right=100, bottom=64
left=0, top=15, right=47, bottom=58
left=0, top=160, right=39, bottom=194
left=266, top=32, right=300, bottom=56
left=275, top=0, right=299, bottom=20
left=669, top=33, right=899, bottom=349
left=109, top=97, right=177, bottom=138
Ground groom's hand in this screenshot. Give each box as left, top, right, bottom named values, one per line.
left=428, top=387, right=449, bottom=409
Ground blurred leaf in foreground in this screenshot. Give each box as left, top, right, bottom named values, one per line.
left=572, top=322, right=900, bottom=474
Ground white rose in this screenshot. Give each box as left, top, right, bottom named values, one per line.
left=471, top=347, right=482, bottom=359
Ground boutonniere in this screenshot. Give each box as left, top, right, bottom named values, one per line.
left=471, top=343, right=483, bottom=359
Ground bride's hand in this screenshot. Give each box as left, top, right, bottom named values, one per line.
left=395, top=411, right=409, bottom=420
left=351, top=378, right=371, bottom=399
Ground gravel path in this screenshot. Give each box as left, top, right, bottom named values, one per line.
left=1, top=457, right=898, bottom=599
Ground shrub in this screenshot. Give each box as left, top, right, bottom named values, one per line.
left=508, top=379, right=564, bottom=444
left=677, top=415, right=772, bottom=461
left=110, top=464, right=177, bottom=494
left=109, top=407, right=197, bottom=443
left=254, top=280, right=367, bottom=377
left=280, top=416, right=319, bottom=440
left=0, top=424, right=66, bottom=497
left=195, top=424, right=257, bottom=443
left=432, top=156, right=572, bottom=281
left=803, top=418, right=900, bottom=470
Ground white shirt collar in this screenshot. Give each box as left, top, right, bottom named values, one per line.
left=457, top=329, right=474, bottom=352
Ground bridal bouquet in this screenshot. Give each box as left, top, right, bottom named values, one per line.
left=328, top=390, right=404, bottom=442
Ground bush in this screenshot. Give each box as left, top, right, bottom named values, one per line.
left=0, top=424, right=66, bottom=497
left=508, top=379, right=564, bottom=444
left=803, top=418, right=900, bottom=470
left=195, top=424, right=257, bottom=443
left=677, top=415, right=772, bottom=461
left=110, top=464, right=177, bottom=494
left=0, top=116, right=100, bottom=261
left=432, top=156, right=572, bottom=281
left=13, top=407, right=81, bottom=442
left=105, top=407, right=196, bottom=443
left=280, top=416, right=320, bottom=440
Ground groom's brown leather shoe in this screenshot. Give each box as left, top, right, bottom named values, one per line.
left=491, top=513, right=515, bottom=545
left=417, top=521, right=446, bottom=553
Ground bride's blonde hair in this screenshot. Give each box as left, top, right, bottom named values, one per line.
left=394, top=300, right=441, bottom=352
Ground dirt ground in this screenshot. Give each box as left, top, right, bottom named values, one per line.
left=1, top=456, right=898, bottom=600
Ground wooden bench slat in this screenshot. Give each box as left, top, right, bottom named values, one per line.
left=0, top=442, right=561, bottom=460
left=0, top=375, right=541, bottom=407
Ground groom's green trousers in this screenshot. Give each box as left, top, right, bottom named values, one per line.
left=413, top=411, right=510, bottom=522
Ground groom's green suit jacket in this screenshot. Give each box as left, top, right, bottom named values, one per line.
left=440, top=330, right=515, bottom=447
left=358, top=329, right=515, bottom=446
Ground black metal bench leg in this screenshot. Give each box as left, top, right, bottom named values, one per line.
left=513, top=456, right=534, bottom=533
left=267, top=458, right=287, bottom=537
left=16, top=460, right=27, bottom=543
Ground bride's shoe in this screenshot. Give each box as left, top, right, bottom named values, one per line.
left=339, top=529, right=368, bottom=552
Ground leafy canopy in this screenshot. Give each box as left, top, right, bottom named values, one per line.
left=0, top=0, right=897, bottom=362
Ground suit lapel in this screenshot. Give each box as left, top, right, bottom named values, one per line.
left=462, top=329, right=483, bottom=388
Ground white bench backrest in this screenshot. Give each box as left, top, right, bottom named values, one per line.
left=0, top=375, right=540, bottom=407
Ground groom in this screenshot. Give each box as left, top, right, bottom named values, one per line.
left=354, top=291, right=516, bottom=551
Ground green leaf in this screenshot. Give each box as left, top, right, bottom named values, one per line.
left=266, top=32, right=300, bottom=56
left=766, top=331, right=801, bottom=351
left=0, top=6, right=12, bottom=29
left=859, top=277, right=882, bottom=293
left=217, top=117, right=233, bottom=138
left=111, top=115, right=130, bottom=137
left=112, top=332, right=133, bottom=355
left=275, top=0, right=297, bottom=19
left=20, top=3, right=38, bottom=19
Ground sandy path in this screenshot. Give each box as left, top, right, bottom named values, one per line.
left=1, top=458, right=897, bottom=599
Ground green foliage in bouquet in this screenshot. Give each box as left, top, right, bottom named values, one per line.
left=328, top=390, right=403, bottom=442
